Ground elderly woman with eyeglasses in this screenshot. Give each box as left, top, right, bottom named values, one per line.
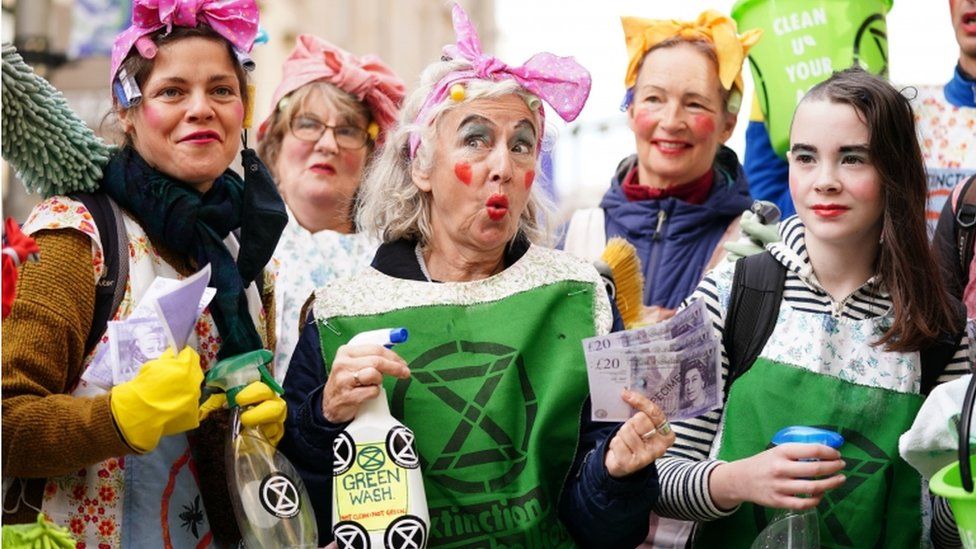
left=279, top=5, right=674, bottom=547
left=257, top=35, right=405, bottom=379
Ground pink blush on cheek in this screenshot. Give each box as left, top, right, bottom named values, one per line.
left=140, top=104, right=163, bottom=128
left=691, top=115, right=716, bottom=138
left=633, top=110, right=657, bottom=139
left=454, top=162, right=472, bottom=185
left=524, top=170, right=535, bottom=189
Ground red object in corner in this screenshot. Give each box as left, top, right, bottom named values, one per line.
left=2, top=218, right=39, bottom=319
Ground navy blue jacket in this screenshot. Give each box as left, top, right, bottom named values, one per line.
left=279, top=238, right=658, bottom=548
left=601, top=146, right=752, bottom=310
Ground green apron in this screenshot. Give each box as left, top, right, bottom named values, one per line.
left=314, top=246, right=611, bottom=548
left=695, top=301, right=925, bottom=548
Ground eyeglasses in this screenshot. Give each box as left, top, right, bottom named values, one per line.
left=289, top=115, right=371, bottom=149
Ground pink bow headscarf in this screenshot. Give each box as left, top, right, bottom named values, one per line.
left=257, top=34, right=406, bottom=143
left=111, top=0, right=259, bottom=85
left=408, top=2, right=592, bottom=158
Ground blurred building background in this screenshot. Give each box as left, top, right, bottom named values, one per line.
left=0, top=0, right=494, bottom=221
left=0, top=0, right=959, bottom=223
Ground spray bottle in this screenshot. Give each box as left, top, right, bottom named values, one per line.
left=205, top=349, right=317, bottom=548
left=332, top=328, right=429, bottom=548
left=751, top=426, right=844, bottom=549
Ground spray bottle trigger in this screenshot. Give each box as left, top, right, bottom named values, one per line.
left=258, top=365, right=284, bottom=395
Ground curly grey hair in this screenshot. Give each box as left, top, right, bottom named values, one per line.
left=356, top=58, right=557, bottom=248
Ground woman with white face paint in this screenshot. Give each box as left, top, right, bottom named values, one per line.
left=279, top=4, right=675, bottom=547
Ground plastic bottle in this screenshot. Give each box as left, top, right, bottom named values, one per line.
left=205, top=349, right=317, bottom=548
left=331, top=328, right=429, bottom=549
left=751, top=426, right=845, bottom=549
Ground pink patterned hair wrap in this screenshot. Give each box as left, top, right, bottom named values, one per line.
left=408, top=2, right=592, bottom=158
left=257, top=34, right=406, bottom=143
left=110, top=0, right=259, bottom=85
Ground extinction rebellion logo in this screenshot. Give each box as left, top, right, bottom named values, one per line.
left=390, top=340, right=537, bottom=493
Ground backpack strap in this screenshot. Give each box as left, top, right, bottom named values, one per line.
left=918, top=296, right=966, bottom=396
left=954, top=174, right=976, bottom=277
left=70, top=192, right=128, bottom=357
left=721, top=251, right=786, bottom=401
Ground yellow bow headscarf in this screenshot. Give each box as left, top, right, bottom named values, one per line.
left=622, top=10, right=762, bottom=96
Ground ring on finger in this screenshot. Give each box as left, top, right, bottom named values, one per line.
left=640, top=427, right=657, bottom=440
left=658, top=420, right=672, bottom=436
left=353, top=370, right=362, bottom=387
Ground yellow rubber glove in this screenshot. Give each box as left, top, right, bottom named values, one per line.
left=199, top=381, right=287, bottom=446
left=110, top=347, right=203, bottom=453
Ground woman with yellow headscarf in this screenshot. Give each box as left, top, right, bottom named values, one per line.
left=564, top=11, right=761, bottom=325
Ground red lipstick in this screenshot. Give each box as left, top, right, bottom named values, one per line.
left=486, top=194, right=509, bottom=221
left=179, top=130, right=220, bottom=144
left=811, top=204, right=849, bottom=218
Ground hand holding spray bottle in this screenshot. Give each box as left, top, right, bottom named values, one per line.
left=751, top=426, right=844, bottom=549
left=205, top=349, right=317, bottom=548
left=331, top=328, right=429, bottom=549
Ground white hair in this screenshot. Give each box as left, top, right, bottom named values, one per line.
left=356, top=58, right=557, bottom=248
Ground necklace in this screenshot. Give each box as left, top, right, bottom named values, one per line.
left=415, top=243, right=432, bottom=282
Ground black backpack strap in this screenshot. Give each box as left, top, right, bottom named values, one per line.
left=919, top=296, right=966, bottom=396
left=70, top=192, right=128, bottom=357
left=721, top=251, right=786, bottom=401
left=955, top=174, right=976, bottom=277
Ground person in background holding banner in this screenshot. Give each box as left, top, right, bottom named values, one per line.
left=931, top=0, right=976, bottom=319
left=918, top=0, right=976, bottom=235
left=1, top=1, right=286, bottom=546
left=280, top=4, right=673, bottom=546
left=562, top=11, right=759, bottom=326
left=655, top=68, right=970, bottom=548
left=743, top=0, right=976, bottom=233
left=257, top=34, right=405, bottom=382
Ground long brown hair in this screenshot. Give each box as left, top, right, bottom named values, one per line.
left=801, top=68, right=961, bottom=352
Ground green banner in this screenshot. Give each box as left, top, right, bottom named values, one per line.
left=319, top=280, right=598, bottom=547
left=696, top=358, right=924, bottom=548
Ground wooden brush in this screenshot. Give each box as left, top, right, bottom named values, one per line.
left=601, top=237, right=645, bottom=329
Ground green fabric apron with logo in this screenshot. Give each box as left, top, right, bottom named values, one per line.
left=694, top=301, right=926, bottom=549
left=313, top=248, right=610, bottom=548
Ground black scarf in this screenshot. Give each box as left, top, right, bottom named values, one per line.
left=102, top=147, right=286, bottom=358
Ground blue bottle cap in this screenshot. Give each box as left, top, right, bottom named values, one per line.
left=771, top=426, right=844, bottom=449
left=389, top=328, right=409, bottom=344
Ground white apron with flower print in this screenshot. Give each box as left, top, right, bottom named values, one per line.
left=21, top=195, right=268, bottom=548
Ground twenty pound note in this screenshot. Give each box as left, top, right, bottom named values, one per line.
left=584, top=299, right=720, bottom=422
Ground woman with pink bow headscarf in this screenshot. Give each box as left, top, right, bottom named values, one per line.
left=279, top=4, right=670, bottom=547
left=256, top=34, right=405, bottom=383
left=2, top=0, right=288, bottom=545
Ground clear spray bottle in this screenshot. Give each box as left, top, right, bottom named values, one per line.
left=205, top=349, right=317, bottom=548
left=331, top=328, right=429, bottom=549
left=751, top=426, right=844, bottom=549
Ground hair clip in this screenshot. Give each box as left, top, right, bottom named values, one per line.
left=449, top=83, right=466, bottom=102
left=135, top=35, right=157, bottom=59
left=254, top=27, right=270, bottom=46
left=619, top=88, right=635, bottom=111
left=276, top=96, right=291, bottom=113
left=367, top=122, right=379, bottom=140
left=114, top=66, right=142, bottom=108
left=727, top=89, right=742, bottom=114
left=234, top=48, right=256, bottom=72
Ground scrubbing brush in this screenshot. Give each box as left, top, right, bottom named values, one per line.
left=599, top=237, right=645, bottom=329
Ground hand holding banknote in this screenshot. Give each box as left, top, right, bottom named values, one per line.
left=605, top=389, right=675, bottom=478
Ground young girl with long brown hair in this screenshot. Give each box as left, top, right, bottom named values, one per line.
left=652, top=68, right=969, bottom=548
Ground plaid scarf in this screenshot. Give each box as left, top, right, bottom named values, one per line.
left=102, top=147, right=285, bottom=358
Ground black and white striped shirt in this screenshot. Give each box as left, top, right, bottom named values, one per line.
left=653, top=217, right=970, bottom=546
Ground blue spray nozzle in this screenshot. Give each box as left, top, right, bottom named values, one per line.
left=772, top=426, right=844, bottom=449
left=389, top=328, right=408, bottom=345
